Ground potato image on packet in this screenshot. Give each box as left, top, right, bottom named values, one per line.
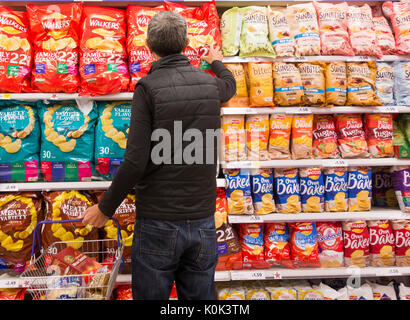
left=347, top=166, right=372, bottom=212
left=335, top=114, right=369, bottom=159
left=263, top=223, right=292, bottom=268
left=323, top=167, right=348, bottom=212
left=367, top=220, right=396, bottom=267
left=299, top=167, right=325, bottom=213
left=239, top=223, right=265, bottom=263
left=289, top=222, right=321, bottom=268
left=223, top=169, right=254, bottom=215
left=364, top=113, right=394, bottom=158
left=274, top=168, right=301, bottom=214
left=251, top=168, right=275, bottom=215
left=342, top=220, right=370, bottom=268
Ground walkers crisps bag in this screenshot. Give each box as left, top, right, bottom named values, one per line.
left=79, top=6, right=129, bottom=96
left=26, top=3, right=82, bottom=93
left=0, top=6, right=32, bottom=93
left=222, top=64, right=249, bottom=107
left=127, top=5, right=164, bottom=91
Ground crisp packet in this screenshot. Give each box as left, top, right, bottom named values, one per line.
left=391, top=166, right=410, bottom=213
left=375, top=62, right=395, bottom=106
left=224, top=169, right=254, bottom=215
left=393, top=61, right=410, bottom=106
left=221, top=7, right=242, bottom=56
left=274, top=168, right=301, bottom=214
left=299, top=167, right=325, bottom=213
left=324, top=167, right=348, bottom=212
left=347, top=166, right=372, bottom=212
left=251, top=168, right=275, bottom=215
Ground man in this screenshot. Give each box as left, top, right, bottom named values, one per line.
left=81, top=11, right=236, bottom=300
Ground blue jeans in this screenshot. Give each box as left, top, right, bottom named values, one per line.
left=131, top=215, right=218, bottom=300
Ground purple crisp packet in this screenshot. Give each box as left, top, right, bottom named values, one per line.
left=372, top=167, right=397, bottom=207
left=391, top=166, right=410, bottom=213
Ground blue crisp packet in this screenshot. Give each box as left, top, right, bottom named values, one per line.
left=299, top=167, right=325, bottom=213
left=251, top=168, right=275, bottom=215
left=274, top=168, right=301, bottom=214
left=224, top=169, right=254, bottom=214
left=347, top=166, right=372, bottom=212
left=393, top=61, right=410, bottom=106
left=324, top=167, right=348, bottom=212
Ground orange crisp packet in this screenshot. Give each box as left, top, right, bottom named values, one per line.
left=291, top=114, right=313, bottom=160
left=246, top=114, right=270, bottom=160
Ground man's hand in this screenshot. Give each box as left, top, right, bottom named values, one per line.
left=203, top=45, right=223, bottom=65
left=81, top=204, right=109, bottom=228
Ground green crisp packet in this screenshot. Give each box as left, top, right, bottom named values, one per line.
left=239, top=6, right=276, bottom=58
left=221, top=7, right=242, bottom=56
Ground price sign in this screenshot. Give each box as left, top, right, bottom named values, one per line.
left=322, top=159, right=348, bottom=167
left=0, top=184, right=19, bottom=192
left=245, top=108, right=258, bottom=114
left=248, top=215, right=263, bottom=223
left=376, top=268, right=402, bottom=277
left=290, top=56, right=308, bottom=62
left=248, top=271, right=266, bottom=280
left=375, top=106, right=399, bottom=113
left=357, top=56, right=370, bottom=61
left=288, top=106, right=311, bottom=114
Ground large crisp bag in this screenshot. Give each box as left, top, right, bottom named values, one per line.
left=372, top=167, right=397, bottom=208
left=272, top=62, right=305, bottom=106
left=239, top=6, right=275, bottom=58
left=38, top=100, right=97, bottom=182
left=247, top=62, right=274, bottom=107
left=0, top=192, right=42, bottom=273
left=239, top=223, right=264, bottom=263
left=79, top=6, right=129, bottom=96
left=250, top=168, right=275, bottom=215
left=0, top=6, right=32, bottom=93
left=127, top=5, right=164, bottom=91
left=347, top=166, right=372, bottom=212
left=223, top=169, right=254, bottom=215
left=368, top=220, right=396, bottom=267
left=268, top=114, right=292, bottom=160
left=299, top=167, right=325, bottom=213
left=347, top=4, right=382, bottom=58
left=324, top=167, right=348, bottom=212
left=42, top=191, right=98, bottom=253
left=391, top=220, right=410, bottom=266
left=264, top=223, right=292, bottom=268
left=391, top=166, right=410, bottom=213
left=325, top=62, right=347, bottom=106
left=375, top=62, right=395, bottom=106
left=312, top=114, right=339, bottom=159
left=393, top=61, right=410, bottom=106
left=94, top=101, right=131, bottom=180
left=291, top=114, right=313, bottom=160
left=267, top=6, right=295, bottom=57
left=289, top=222, right=321, bottom=268
left=220, top=115, right=246, bottom=162
left=0, top=101, right=40, bottom=182
left=298, top=62, right=326, bottom=106
left=313, top=2, right=353, bottom=56
left=222, top=64, right=249, bottom=107
left=372, top=6, right=396, bottom=55
left=246, top=114, right=269, bottom=160
left=316, top=222, right=344, bottom=268
left=164, top=1, right=221, bottom=74
left=274, top=168, right=301, bottom=214
left=286, top=3, right=321, bottom=56
left=26, top=3, right=82, bottom=93
left=346, top=62, right=382, bottom=106
left=342, top=220, right=370, bottom=268
left=335, top=114, right=369, bottom=158
left=220, top=7, right=242, bottom=56
left=382, top=1, right=410, bottom=55
left=364, top=113, right=394, bottom=158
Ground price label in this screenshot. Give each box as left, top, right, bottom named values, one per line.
left=322, top=159, right=348, bottom=167
left=291, top=56, right=308, bottom=62
left=357, top=56, right=370, bottom=61
left=0, top=184, right=19, bottom=192
left=375, top=106, right=399, bottom=113
left=245, top=108, right=258, bottom=114
left=248, top=215, right=263, bottom=223
left=288, top=107, right=311, bottom=114
left=248, top=271, right=266, bottom=280
left=376, top=267, right=402, bottom=277
left=2, top=93, right=11, bottom=99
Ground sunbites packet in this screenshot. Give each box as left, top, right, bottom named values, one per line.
left=220, top=7, right=242, bottom=57
left=267, top=6, right=295, bottom=58
left=382, top=1, right=410, bottom=55
left=393, top=61, right=410, bottom=106
left=375, top=62, right=395, bottom=106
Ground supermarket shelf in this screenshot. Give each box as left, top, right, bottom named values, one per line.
left=0, top=178, right=226, bottom=192
left=0, top=93, right=134, bottom=102
left=221, top=158, right=410, bottom=169
left=223, top=55, right=410, bottom=63
left=221, top=106, right=409, bottom=115
left=228, top=208, right=409, bottom=224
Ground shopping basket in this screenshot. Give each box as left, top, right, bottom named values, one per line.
left=19, top=218, right=124, bottom=300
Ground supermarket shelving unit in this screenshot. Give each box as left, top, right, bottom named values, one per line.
left=0, top=0, right=409, bottom=291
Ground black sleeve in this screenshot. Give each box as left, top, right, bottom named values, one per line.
left=211, top=60, right=236, bottom=103
left=98, top=85, right=152, bottom=218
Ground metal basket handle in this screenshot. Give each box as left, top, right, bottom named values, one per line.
left=30, top=217, right=123, bottom=259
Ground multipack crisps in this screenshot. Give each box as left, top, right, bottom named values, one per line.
left=42, top=191, right=98, bottom=253
left=221, top=115, right=246, bottom=162
left=127, top=5, right=164, bottom=91
left=324, top=167, right=348, bottom=212
left=346, top=62, right=382, bottom=106
left=246, top=114, right=269, bottom=160
left=94, top=101, right=131, bottom=180
left=38, top=100, right=97, bottom=182
left=0, top=6, right=32, bottom=93
left=79, top=6, right=129, bottom=96
left=263, top=223, right=292, bottom=268
left=342, top=220, right=370, bottom=268
left=0, top=100, right=40, bottom=182
left=364, top=113, right=394, bottom=158
left=375, top=62, right=395, bottom=106
left=391, top=166, right=410, bottom=213
left=247, top=62, right=274, bottom=107
left=222, top=64, right=249, bottom=107
left=393, top=61, right=410, bottom=106
left=325, top=62, right=347, bottom=106
left=250, top=168, right=275, bottom=215
left=347, top=4, right=382, bottom=58
left=391, top=219, right=410, bottom=266
left=267, top=6, right=295, bottom=57
left=268, top=114, right=292, bottom=160
left=372, top=167, right=397, bottom=208
left=220, top=7, right=242, bottom=57
left=369, top=282, right=397, bottom=300
left=286, top=3, right=321, bottom=56
left=0, top=192, right=42, bottom=273
left=382, top=1, right=410, bottom=55
left=289, top=222, right=320, bottom=268
left=239, top=223, right=264, bottom=263
left=312, top=114, right=339, bottom=159
left=347, top=166, right=372, bottom=212
left=368, top=220, right=396, bottom=267
left=298, top=62, right=326, bottom=106
left=335, top=114, right=369, bottom=159
left=291, top=114, right=313, bottom=160
left=223, top=169, right=254, bottom=215
left=313, top=2, right=353, bottom=56
left=316, top=222, right=344, bottom=268
left=299, top=167, right=325, bottom=213
left=272, top=62, right=305, bottom=106
left=239, top=6, right=275, bottom=58
left=274, top=168, right=301, bottom=214
left=26, top=3, right=82, bottom=93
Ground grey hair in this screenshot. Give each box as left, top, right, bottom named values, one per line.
left=147, top=11, right=188, bottom=57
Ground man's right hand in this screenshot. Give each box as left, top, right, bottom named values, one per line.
left=203, top=45, right=223, bottom=65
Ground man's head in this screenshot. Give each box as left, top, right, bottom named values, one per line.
left=147, top=11, right=188, bottom=58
